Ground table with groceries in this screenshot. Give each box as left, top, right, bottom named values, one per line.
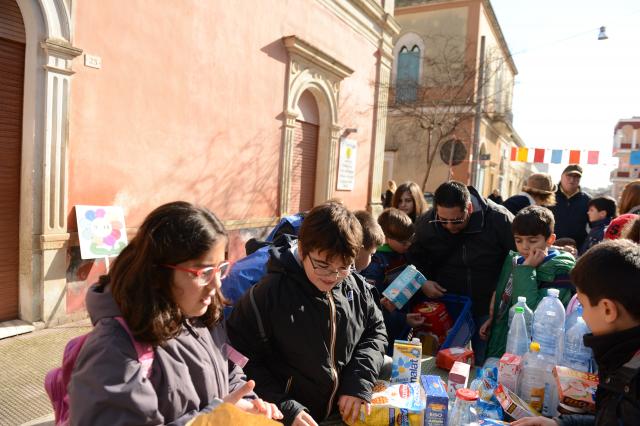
left=340, top=279, right=596, bottom=426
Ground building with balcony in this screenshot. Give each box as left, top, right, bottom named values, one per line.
left=383, top=0, right=529, bottom=197
left=611, top=117, right=640, bottom=199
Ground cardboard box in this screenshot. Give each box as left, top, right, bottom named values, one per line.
left=421, top=375, right=449, bottom=426
left=553, top=366, right=598, bottom=414
left=494, top=383, right=540, bottom=420
left=412, top=301, right=453, bottom=341
left=447, top=361, right=470, bottom=400
left=346, top=381, right=425, bottom=426
left=383, top=265, right=426, bottom=309
left=498, top=353, right=522, bottom=393
left=391, top=339, right=422, bottom=384
left=436, top=347, right=474, bottom=371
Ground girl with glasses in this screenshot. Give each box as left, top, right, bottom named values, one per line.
left=69, top=201, right=282, bottom=425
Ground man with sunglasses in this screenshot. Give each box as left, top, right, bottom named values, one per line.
left=227, top=202, right=387, bottom=426
left=408, top=181, right=516, bottom=364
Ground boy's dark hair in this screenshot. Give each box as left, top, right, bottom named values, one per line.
left=434, top=181, right=470, bottom=210
left=354, top=210, right=385, bottom=250
left=298, top=201, right=363, bottom=264
left=554, top=237, right=577, bottom=249
left=512, top=205, right=555, bottom=238
left=571, top=239, right=640, bottom=320
left=587, top=196, right=617, bottom=219
left=377, top=208, right=414, bottom=242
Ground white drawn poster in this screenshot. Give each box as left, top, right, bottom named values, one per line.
left=337, top=137, right=357, bottom=191
left=75, top=205, right=128, bottom=260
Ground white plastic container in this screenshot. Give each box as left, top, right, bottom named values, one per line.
left=509, top=296, right=533, bottom=336
left=532, top=288, right=566, bottom=362
left=518, top=342, right=546, bottom=412
left=506, top=307, right=530, bottom=356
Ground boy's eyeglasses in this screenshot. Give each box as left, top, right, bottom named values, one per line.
left=162, top=262, right=232, bottom=284
left=429, top=212, right=467, bottom=225
left=308, top=257, right=355, bottom=278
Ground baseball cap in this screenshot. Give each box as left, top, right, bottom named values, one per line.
left=562, top=164, right=583, bottom=176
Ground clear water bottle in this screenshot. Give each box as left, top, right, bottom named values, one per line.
left=518, top=342, right=546, bottom=412
left=565, top=298, right=583, bottom=332
left=562, top=306, right=593, bottom=373
left=506, top=307, right=530, bottom=356
left=532, top=289, right=566, bottom=362
left=448, top=388, right=479, bottom=426
left=542, top=358, right=559, bottom=417
left=509, top=296, right=534, bottom=336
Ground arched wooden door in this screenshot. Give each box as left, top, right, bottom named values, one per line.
left=0, top=0, right=25, bottom=321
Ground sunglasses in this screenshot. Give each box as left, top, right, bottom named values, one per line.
left=429, top=211, right=468, bottom=225
left=162, top=262, right=231, bottom=284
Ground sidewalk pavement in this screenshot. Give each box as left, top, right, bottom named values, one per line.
left=0, top=319, right=91, bottom=426
left=0, top=320, right=450, bottom=426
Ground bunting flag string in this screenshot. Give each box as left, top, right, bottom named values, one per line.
left=507, top=148, right=628, bottom=165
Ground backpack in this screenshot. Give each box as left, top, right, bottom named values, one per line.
left=44, top=316, right=154, bottom=426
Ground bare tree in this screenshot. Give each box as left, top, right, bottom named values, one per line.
left=386, top=35, right=513, bottom=191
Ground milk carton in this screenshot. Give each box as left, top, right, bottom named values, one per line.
left=391, top=339, right=422, bottom=384
left=498, top=353, right=522, bottom=393
left=421, top=375, right=449, bottom=426
left=347, top=381, right=425, bottom=426
left=383, top=265, right=426, bottom=309
left=447, top=361, right=470, bottom=400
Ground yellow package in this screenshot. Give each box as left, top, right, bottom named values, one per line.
left=346, top=381, right=425, bottom=426
left=186, top=402, right=280, bottom=426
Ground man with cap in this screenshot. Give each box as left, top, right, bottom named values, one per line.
left=551, top=165, right=592, bottom=248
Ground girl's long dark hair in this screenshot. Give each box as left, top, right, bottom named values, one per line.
left=101, top=201, right=228, bottom=346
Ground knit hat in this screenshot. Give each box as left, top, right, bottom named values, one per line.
left=604, top=213, right=639, bottom=240
left=522, top=173, right=557, bottom=195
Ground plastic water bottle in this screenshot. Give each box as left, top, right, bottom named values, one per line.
left=518, top=342, right=547, bottom=412
left=565, top=298, right=583, bottom=332
left=509, top=296, right=534, bottom=336
left=506, top=307, right=530, bottom=356
left=541, top=358, right=559, bottom=417
left=562, top=306, right=593, bottom=373
left=448, top=388, right=479, bottom=425
left=532, top=289, right=565, bottom=362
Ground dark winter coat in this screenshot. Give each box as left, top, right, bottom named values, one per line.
left=69, top=282, right=253, bottom=426
left=226, top=238, right=387, bottom=425
left=408, top=186, right=516, bottom=317
left=579, top=217, right=611, bottom=255
left=502, top=193, right=535, bottom=215
left=557, top=325, right=640, bottom=426
left=551, top=187, right=591, bottom=248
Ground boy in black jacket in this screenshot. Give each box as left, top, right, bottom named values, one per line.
left=227, top=202, right=387, bottom=426
left=514, top=239, right=640, bottom=426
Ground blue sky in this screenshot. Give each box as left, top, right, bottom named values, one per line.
left=491, top=0, right=640, bottom=189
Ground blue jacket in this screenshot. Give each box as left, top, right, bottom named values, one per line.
left=551, top=187, right=591, bottom=248
left=579, top=217, right=611, bottom=255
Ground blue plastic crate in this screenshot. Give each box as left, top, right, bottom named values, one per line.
left=438, top=294, right=475, bottom=350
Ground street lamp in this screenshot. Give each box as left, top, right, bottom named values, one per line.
left=598, top=26, right=608, bottom=40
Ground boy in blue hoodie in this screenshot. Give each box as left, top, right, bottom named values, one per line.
left=362, top=208, right=424, bottom=351
left=579, top=196, right=617, bottom=255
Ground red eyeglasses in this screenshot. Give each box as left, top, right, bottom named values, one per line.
left=162, top=262, right=231, bottom=284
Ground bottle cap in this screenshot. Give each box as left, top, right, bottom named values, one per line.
left=517, top=296, right=526, bottom=302
left=456, top=388, right=479, bottom=401
left=548, top=288, right=560, bottom=297
left=515, top=307, right=524, bottom=313
left=530, top=342, right=540, bottom=352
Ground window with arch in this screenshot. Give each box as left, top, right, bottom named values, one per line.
left=396, top=45, right=420, bottom=103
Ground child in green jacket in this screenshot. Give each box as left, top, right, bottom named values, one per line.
left=481, top=206, right=576, bottom=359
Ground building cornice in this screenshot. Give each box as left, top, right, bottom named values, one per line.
left=282, top=35, right=354, bottom=79
left=316, top=0, right=400, bottom=48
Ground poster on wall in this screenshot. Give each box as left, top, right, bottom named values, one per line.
left=337, top=137, right=357, bottom=191
left=75, top=205, right=128, bottom=260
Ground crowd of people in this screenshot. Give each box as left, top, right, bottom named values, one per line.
left=61, top=171, right=640, bottom=426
